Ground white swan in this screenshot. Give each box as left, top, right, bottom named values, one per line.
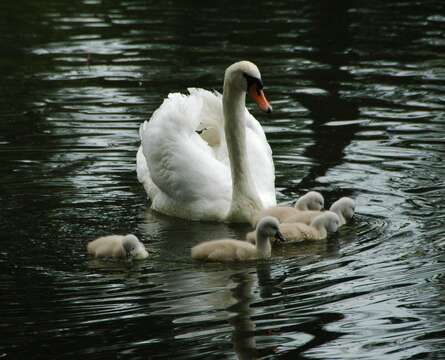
left=191, top=216, right=283, bottom=262
left=252, top=191, right=324, bottom=225
left=87, top=234, right=148, bottom=260
left=283, top=196, right=355, bottom=226
left=137, top=61, right=276, bottom=223
left=247, top=211, right=339, bottom=244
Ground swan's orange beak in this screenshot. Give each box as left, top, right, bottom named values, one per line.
left=249, top=86, right=272, bottom=113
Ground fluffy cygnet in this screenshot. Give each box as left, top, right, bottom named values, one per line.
left=252, top=191, right=324, bottom=226
left=247, top=211, right=339, bottom=244
left=329, top=197, right=355, bottom=226
left=191, top=216, right=284, bottom=262
left=283, top=197, right=356, bottom=226
left=87, top=234, right=148, bottom=260
left=294, top=191, right=325, bottom=211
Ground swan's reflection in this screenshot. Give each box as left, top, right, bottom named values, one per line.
left=140, top=208, right=243, bottom=261
left=227, top=272, right=257, bottom=360
left=293, top=0, right=361, bottom=195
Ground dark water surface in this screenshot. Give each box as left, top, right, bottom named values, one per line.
left=1, top=0, right=445, bottom=359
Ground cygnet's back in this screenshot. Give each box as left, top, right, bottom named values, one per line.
left=252, top=191, right=324, bottom=226
left=282, top=210, right=323, bottom=225
left=192, top=217, right=282, bottom=262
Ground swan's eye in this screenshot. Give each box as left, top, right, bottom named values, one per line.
left=243, top=73, right=263, bottom=92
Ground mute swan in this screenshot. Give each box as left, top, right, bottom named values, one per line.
left=283, top=196, right=355, bottom=226
left=87, top=234, right=148, bottom=260
left=137, top=61, right=275, bottom=223
left=252, top=191, right=324, bottom=225
left=247, top=211, right=339, bottom=244
left=191, top=216, right=284, bottom=262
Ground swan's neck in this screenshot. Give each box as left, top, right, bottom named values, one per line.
left=223, top=85, right=263, bottom=222
left=255, top=232, right=271, bottom=259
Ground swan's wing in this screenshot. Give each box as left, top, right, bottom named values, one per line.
left=246, top=109, right=268, bottom=142
left=139, top=91, right=231, bottom=219
left=188, top=88, right=223, bottom=133
left=136, top=89, right=223, bottom=201
left=188, top=88, right=229, bottom=160
left=136, top=145, right=160, bottom=200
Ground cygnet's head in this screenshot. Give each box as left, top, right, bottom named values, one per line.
left=312, top=211, right=340, bottom=233
left=122, top=234, right=148, bottom=260
left=224, top=61, right=272, bottom=113
left=330, top=197, right=355, bottom=221
left=256, top=216, right=285, bottom=242
left=295, top=191, right=324, bottom=211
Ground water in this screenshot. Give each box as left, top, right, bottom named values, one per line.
left=1, top=0, right=445, bottom=359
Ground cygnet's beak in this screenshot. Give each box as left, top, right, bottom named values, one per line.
left=249, top=84, right=272, bottom=113
left=134, top=249, right=149, bottom=260
left=274, top=230, right=285, bottom=243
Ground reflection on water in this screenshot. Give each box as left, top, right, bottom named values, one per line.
left=1, top=0, right=445, bottom=359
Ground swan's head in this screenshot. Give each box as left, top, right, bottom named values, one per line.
left=330, top=197, right=355, bottom=221
left=295, top=191, right=324, bottom=211
left=122, top=234, right=148, bottom=260
left=312, top=211, right=340, bottom=233
left=224, top=60, right=272, bottom=113
left=256, top=216, right=285, bottom=243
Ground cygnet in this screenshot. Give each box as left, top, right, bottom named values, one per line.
left=247, top=211, right=339, bottom=244
left=252, top=191, right=324, bottom=226
left=87, top=234, right=148, bottom=260
left=329, top=197, right=355, bottom=226
left=283, top=197, right=355, bottom=226
left=191, top=216, right=284, bottom=262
